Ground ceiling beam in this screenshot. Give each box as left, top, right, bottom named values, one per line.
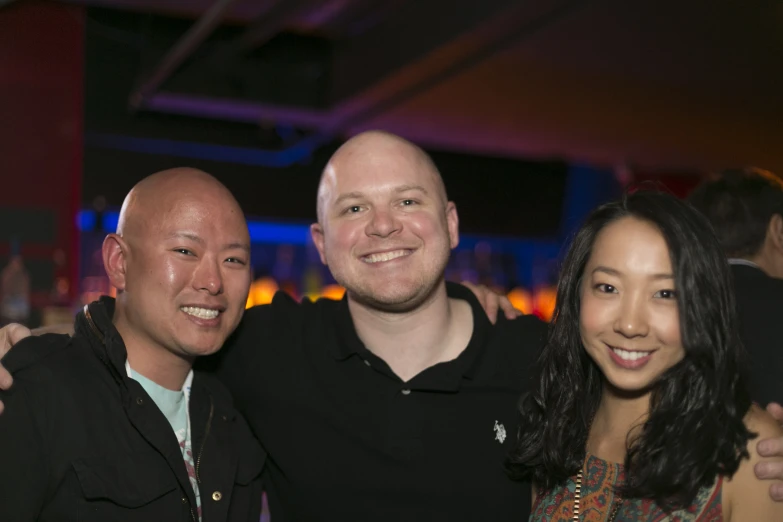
left=128, top=0, right=241, bottom=110
left=142, top=0, right=588, bottom=139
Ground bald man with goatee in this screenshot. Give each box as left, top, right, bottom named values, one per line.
left=0, top=169, right=265, bottom=522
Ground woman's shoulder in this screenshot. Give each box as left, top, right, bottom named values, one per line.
left=744, top=404, right=783, bottom=439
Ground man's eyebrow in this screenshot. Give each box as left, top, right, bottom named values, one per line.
left=394, top=184, right=429, bottom=195
left=165, top=232, right=204, bottom=243
left=224, top=242, right=251, bottom=253
left=333, top=192, right=365, bottom=207
left=165, top=233, right=250, bottom=252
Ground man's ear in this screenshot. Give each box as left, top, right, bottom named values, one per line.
left=102, top=234, right=129, bottom=290
left=769, top=214, right=783, bottom=253
left=310, top=223, right=328, bottom=265
left=446, top=201, right=459, bottom=249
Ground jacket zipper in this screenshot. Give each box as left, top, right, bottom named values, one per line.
left=189, top=394, right=213, bottom=522
left=196, top=394, right=214, bottom=484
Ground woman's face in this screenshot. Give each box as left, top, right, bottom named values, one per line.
left=580, top=217, right=685, bottom=394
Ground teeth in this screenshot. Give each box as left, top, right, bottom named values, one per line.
left=612, top=347, right=650, bottom=361
left=181, top=306, right=219, bottom=320
left=362, top=250, right=410, bottom=264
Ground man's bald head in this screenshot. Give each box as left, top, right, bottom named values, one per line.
left=105, top=167, right=252, bottom=366
left=309, top=130, right=459, bottom=312
left=316, top=130, right=448, bottom=223
left=117, top=167, right=242, bottom=239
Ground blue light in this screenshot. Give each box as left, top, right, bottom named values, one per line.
left=246, top=222, right=311, bottom=245
left=76, top=210, right=96, bottom=231
left=103, top=212, right=120, bottom=233
left=75, top=210, right=119, bottom=232
left=76, top=210, right=312, bottom=244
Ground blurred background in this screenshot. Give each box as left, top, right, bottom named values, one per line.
left=2, top=0, right=782, bottom=328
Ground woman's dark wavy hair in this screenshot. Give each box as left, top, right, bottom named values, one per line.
left=505, top=189, right=753, bottom=511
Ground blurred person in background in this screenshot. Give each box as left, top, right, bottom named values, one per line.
left=0, top=239, right=31, bottom=326
left=689, top=168, right=783, bottom=407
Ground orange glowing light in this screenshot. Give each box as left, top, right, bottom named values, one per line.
left=506, top=287, right=533, bottom=315
left=246, top=277, right=279, bottom=308
left=534, top=287, right=557, bottom=321
left=320, top=284, right=346, bottom=301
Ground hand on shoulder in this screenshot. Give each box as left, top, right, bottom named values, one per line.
left=724, top=405, right=783, bottom=521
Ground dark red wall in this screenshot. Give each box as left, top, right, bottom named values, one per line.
left=0, top=1, right=84, bottom=302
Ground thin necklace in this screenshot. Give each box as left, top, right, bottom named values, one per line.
left=572, top=465, right=624, bottom=521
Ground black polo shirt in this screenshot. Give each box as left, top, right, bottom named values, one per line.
left=208, top=282, right=547, bottom=521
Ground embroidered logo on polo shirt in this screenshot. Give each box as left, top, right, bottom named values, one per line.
left=493, top=420, right=506, bottom=443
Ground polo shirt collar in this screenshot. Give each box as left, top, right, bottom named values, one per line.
left=330, top=282, right=492, bottom=390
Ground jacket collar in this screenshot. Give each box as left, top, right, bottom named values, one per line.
left=76, top=296, right=235, bottom=413
left=76, top=296, right=129, bottom=385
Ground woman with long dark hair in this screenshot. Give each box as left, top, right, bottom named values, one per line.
left=506, top=190, right=783, bottom=520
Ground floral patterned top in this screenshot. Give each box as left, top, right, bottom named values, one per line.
left=530, top=453, right=722, bottom=521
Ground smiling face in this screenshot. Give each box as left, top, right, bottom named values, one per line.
left=311, top=132, right=459, bottom=311
left=579, top=216, right=685, bottom=395
left=108, top=169, right=252, bottom=361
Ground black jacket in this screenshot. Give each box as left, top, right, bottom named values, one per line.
left=0, top=297, right=265, bottom=522
left=731, top=263, right=783, bottom=406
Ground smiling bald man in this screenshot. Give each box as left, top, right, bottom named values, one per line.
left=0, top=168, right=265, bottom=522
